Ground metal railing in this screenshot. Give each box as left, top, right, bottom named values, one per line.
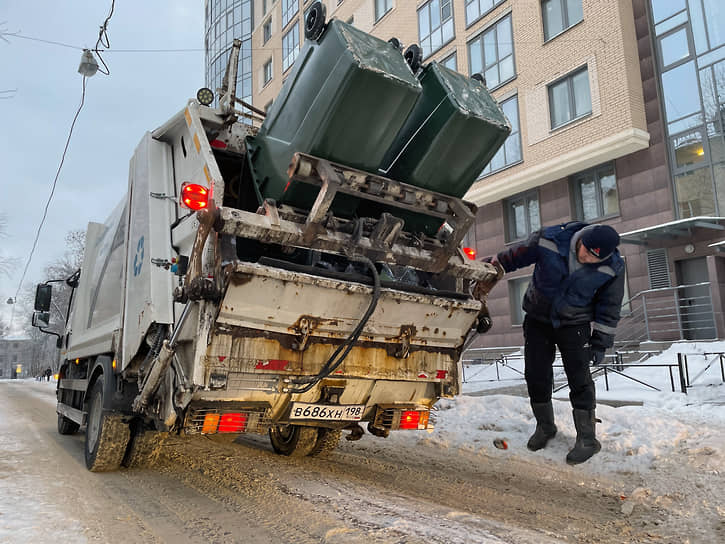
left=461, top=353, right=526, bottom=384
left=463, top=350, right=725, bottom=395
left=615, top=282, right=717, bottom=346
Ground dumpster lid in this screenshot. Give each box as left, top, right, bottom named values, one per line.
left=430, top=62, right=510, bottom=129
left=337, top=21, right=420, bottom=88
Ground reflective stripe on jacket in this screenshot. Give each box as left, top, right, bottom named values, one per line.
left=496, top=222, right=625, bottom=336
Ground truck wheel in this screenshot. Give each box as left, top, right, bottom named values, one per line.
left=269, top=424, right=318, bottom=457
left=123, top=427, right=168, bottom=468
left=84, top=380, right=130, bottom=472
left=57, top=413, right=80, bottom=435
left=309, top=428, right=342, bottom=457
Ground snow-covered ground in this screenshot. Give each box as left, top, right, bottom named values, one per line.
left=1, top=341, right=723, bottom=542
left=453, top=341, right=725, bottom=476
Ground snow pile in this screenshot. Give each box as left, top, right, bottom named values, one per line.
left=444, top=340, right=725, bottom=475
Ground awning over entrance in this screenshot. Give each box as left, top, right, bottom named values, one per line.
left=620, top=216, right=725, bottom=245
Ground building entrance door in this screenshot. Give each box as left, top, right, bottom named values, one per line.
left=675, top=257, right=715, bottom=340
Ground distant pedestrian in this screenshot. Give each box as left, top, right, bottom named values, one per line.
left=484, top=222, right=625, bottom=464
left=45, top=368, right=52, bottom=382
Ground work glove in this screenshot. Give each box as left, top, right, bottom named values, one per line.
left=476, top=315, right=492, bottom=334
left=481, top=255, right=505, bottom=280
left=590, top=329, right=614, bottom=350
left=590, top=349, right=605, bottom=366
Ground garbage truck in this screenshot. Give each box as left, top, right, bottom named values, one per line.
left=32, top=3, right=508, bottom=471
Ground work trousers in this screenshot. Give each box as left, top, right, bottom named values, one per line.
left=523, top=316, right=596, bottom=410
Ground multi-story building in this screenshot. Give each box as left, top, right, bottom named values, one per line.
left=204, top=0, right=254, bottom=107
left=244, top=0, right=725, bottom=348
left=0, top=337, right=33, bottom=378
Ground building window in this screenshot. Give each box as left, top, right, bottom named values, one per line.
left=548, top=65, right=591, bottom=129
left=658, top=26, right=692, bottom=70
left=468, top=14, right=515, bottom=90
left=375, top=0, right=393, bottom=22
left=263, top=17, right=272, bottom=44
left=675, top=166, right=716, bottom=218
left=418, top=0, right=454, bottom=58
left=482, top=94, right=522, bottom=175
left=281, top=0, right=297, bottom=29
left=571, top=162, right=619, bottom=221
left=651, top=1, right=725, bottom=220
left=263, top=58, right=273, bottom=85
left=441, top=52, right=457, bottom=70
left=464, top=0, right=505, bottom=27
left=508, top=276, right=531, bottom=325
left=504, top=191, right=540, bottom=242
left=282, top=25, right=300, bottom=72
left=263, top=0, right=268, bottom=16
left=542, top=0, right=583, bottom=42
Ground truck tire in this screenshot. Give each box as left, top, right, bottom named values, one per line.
left=309, top=428, right=342, bottom=457
left=123, top=428, right=168, bottom=468
left=269, top=424, right=318, bottom=457
left=84, top=380, right=130, bottom=472
left=57, top=413, right=80, bottom=435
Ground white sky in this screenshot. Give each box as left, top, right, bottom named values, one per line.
left=0, top=1, right=204, bottom=332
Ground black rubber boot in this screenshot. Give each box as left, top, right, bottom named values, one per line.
left=566, top=409, right=602, bottom=465
left=527, top=401, right=557, bottom=451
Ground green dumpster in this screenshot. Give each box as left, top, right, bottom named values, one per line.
left=380, top=62, right=511, bottom=198
left=246, top=19, right=421, bottom=213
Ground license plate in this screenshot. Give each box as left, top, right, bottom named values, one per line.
left=289, top=402, right=365, bottom=421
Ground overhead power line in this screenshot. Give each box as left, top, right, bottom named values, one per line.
left=9, top=1, right=116, bottom=331
left=11, top=77, right=87, bottom=316
left=93, top=0, right=115, bottom=75
left=1, top=31, right=608, bottom=54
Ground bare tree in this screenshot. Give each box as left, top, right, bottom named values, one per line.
left=0, top=213, right=19, bottom=278
left=19, top=228, right=86, bottom=373
left=0, top=314, right=9, bottom=338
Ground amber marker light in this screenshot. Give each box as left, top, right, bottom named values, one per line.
left=202, top=413, right=220, bottom=434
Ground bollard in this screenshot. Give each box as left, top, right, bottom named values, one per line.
left=677, top=353, right=688, bottom=394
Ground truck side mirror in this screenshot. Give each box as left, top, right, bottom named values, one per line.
left=34, top=284, right=52, bottom=312
left=32, top=311, right=50, bottom=328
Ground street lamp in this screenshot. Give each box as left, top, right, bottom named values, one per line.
left=78, top=49, right=99, bottom=78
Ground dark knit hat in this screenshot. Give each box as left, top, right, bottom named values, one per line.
left=581, top=225, right=620, bottom=260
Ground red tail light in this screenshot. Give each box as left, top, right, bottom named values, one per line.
left=463, top=247, right=477, bottom=260
left=218, top=412, right=247, bottom=433
left=181, top=182, right=209, bottom=210
left=399, top=411, right=420, bottom=429
left=210, top=139, right=227, bottom=149
left=398, top=410, right=430, bottom=430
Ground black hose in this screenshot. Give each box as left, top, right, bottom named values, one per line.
left=286, top=256, right=381, bottom=394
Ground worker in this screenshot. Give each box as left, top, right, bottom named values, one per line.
left=485, top=222, right=624, bottom=464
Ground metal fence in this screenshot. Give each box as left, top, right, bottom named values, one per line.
left=462, top=350, right=725, bottom=395
left=615, top=282, right=717, bottom=346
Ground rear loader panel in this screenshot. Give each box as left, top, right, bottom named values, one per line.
left=121, top=134, right=177, bottom=370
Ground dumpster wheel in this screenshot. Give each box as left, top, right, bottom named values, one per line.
left=305, top=2, right=326, bottom=41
